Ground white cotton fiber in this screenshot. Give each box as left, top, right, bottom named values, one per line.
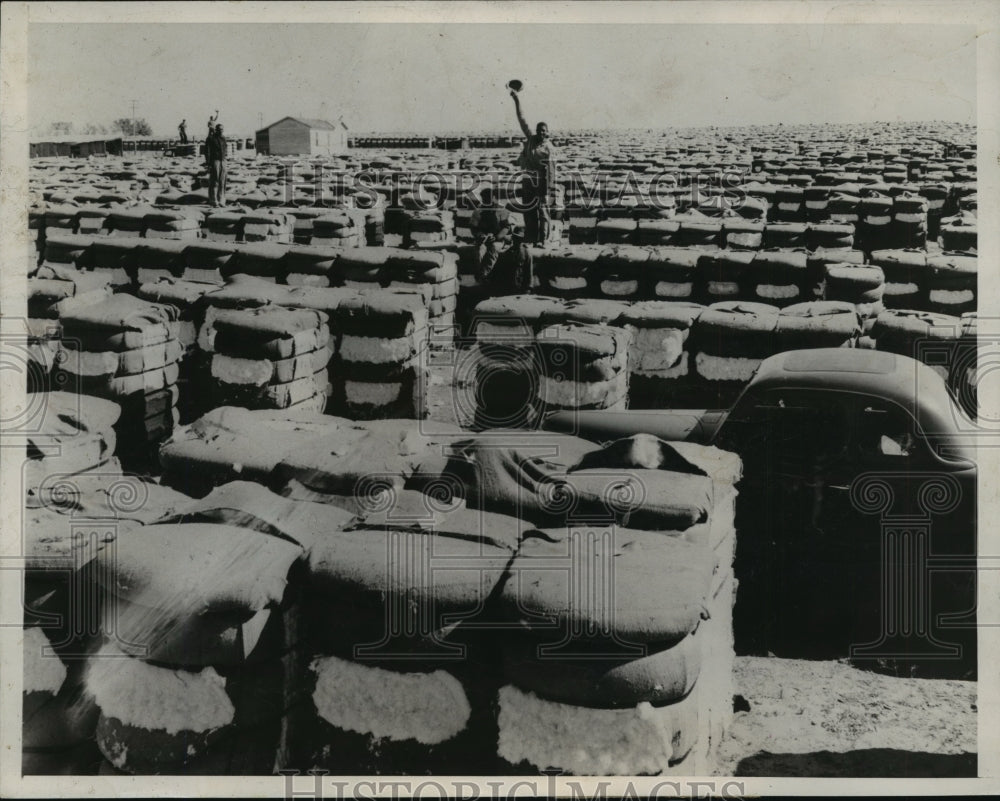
left=344, top=380, right=404, bottom=406
left=601, top=280, right=639, bottom=297
left=755, top=284, right=799, bottom=300
left=884, top=282, right=919, bottom=296
left=497, top=684, right=691, bottom=775
left=654, top=281, right=694, bottom=298
left=707, top=281, right=740, bottom=297
left=627, top=326, right=686, bottom=372
left=695, top=352, right=761, bottom=382
left=929, top=289, right=974, bottom=306
left=23, top=627, right=66, bottom=694
left=85, top=643, right=234, bottom=734
left=311, top=654, right=470, bottom=745
left=340, top=335, right=415, bottom=365
left=540, top=373, right=627, bottom=407
left=551, top=276, right=588, bottom=291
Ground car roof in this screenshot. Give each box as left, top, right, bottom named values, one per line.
left=749, top=348, right=959, bottom=433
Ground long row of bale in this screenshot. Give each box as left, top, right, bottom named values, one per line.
left=469, top=295, right=978, bottom=423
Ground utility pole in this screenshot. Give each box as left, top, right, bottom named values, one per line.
left=130, top=99, right=137, bottom=136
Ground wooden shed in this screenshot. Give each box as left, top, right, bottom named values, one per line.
left=255, top=116, right=348, bottom=156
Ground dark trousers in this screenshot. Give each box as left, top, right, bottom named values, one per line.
left=521, top=175, right=551, bottom=245
left=179, top=131, right=188, bottom=144
left=208, top=160, right=227, bottom=206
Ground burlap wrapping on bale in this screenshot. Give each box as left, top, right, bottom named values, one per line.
left=336, top=292, right=429, bottom=338
left=824, top=263, right=886, bottom=303
left=272, top=419, right=462, bottom=512
left=59, top=294, right=179, bottom=336
left=159, top=406, right=358, bottom=494
left=774, top=301, right=862, bottom=349
left=93, top=522, right=303, bottom=665
left=692, top=301, right=780, bottom=359
left=161, top=480, right=355, bottom=552
left=538, top=298, right=631, bottom=327
left=439, top=433, right=713, bottom=532
left=499, top=527, right=716, bottom=645
left=57, top=339, right=184, bottom=379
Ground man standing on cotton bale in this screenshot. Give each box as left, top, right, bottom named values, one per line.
left=206, top=123, right=227, bottom=208
left=511, top=83, right=557, bottom=247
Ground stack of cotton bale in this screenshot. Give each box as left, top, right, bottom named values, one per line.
left=88, top=238, right=143, bottom=291
left=593, top=245, right=651, bottom=301
left=823, top=262, right=886, bottom=339
left=721, top=217, right=765, bottom=250
left=803, top=185, right=831, bottom=222
left=286, top=208, right=327, bottom=245
left=76, top=207, right=112, bottom=237
left=806, top=222, right=855, bottom=251
left=22, top=430, right=191, bottom=775
left=471, top=295, right=566, bottom=429
left=532, top=246, right=602, bottom=299
left=696, top=251, right=754, bottom=304
left=40, top=233, right=94, bottom=273
left=939, top=210, right=978, bottom=252
left=403, top=209, right=455, bottom=248
left=132, top=240, right=190, bottom=284
left=891, top=191, right=928, bottom=249
left=312, top=211, right=365, bottom=248
left=745, top=249, right=811, bottom=307
left=184, top=241, right=236, bottom=284
left=29, top=263, right=113, bottom=325
left=282, top=245, right=343, bottom=288
left=83, top=517, right=306, bottom=774
left=772, top=185, right=805, bottom=222
left=285, top=492, right=519, bottom=774
left=22, top=391, right=122, bottom=501
left=143, top=207, right=203, bottom=240
left=203, top=210, right=246, bottom=242
left=107, top=206, right=151, bottom=239
left=635, top=218, right=680, bottom=247
left=240, top=209, right=295, bottom=243
left=225, top=242, right=291, bottom=283
left=492, top=434, right=742, bottom=775
left=919, top=183, right=951, bottom=240
left=806, top=247, right=865, bottom=300
left=595, top=216, right=638, bottom=246
left=774, top=301, right=861, bottom=351
left=135, top=279, right=219, bottom=422
left=870, top=249, right=928, bottom=310
left=925, top=252, right=977, bottom=317
left=43, top=204, right=80, bottom=236
left=535, top=323, right=630, bottom=412
left=826, top=189, right=861, bottom=227
left=672, top=211, right=723, bottom=249
left=647, top=246, right=700, bottom=302
left=383, top=249, right=459, bottom=341
left=856, top=191, right=895, bottom=253
left=763, top=221, right=808, bottom=250
left=158, top=407, right=358, bottom=496
left=870, top=309, right=963, bottom=382
left=691, top=301, right=780, bottom=405
left=333, top=292, right=429, bottom=419
left=620, top=301, right=705, bottom=408
left=203, top=306, right=330, bottom=414
left=55, top=295, right=183, bottom=471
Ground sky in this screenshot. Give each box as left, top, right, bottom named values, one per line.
left=27, top=23, right=977, bottom=137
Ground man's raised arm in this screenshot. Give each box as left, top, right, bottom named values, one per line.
left=511, top=91, right=532, bottom=139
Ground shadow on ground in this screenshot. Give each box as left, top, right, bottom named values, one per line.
left=735, top=749, right=976, bottom=778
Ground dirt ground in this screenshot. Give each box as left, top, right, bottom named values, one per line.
left=719, top=657, right=976, bottom=777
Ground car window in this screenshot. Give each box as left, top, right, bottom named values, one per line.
left=723, top=389, right=850, bottom=463
left=857, top=401, right=925, bottom=460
